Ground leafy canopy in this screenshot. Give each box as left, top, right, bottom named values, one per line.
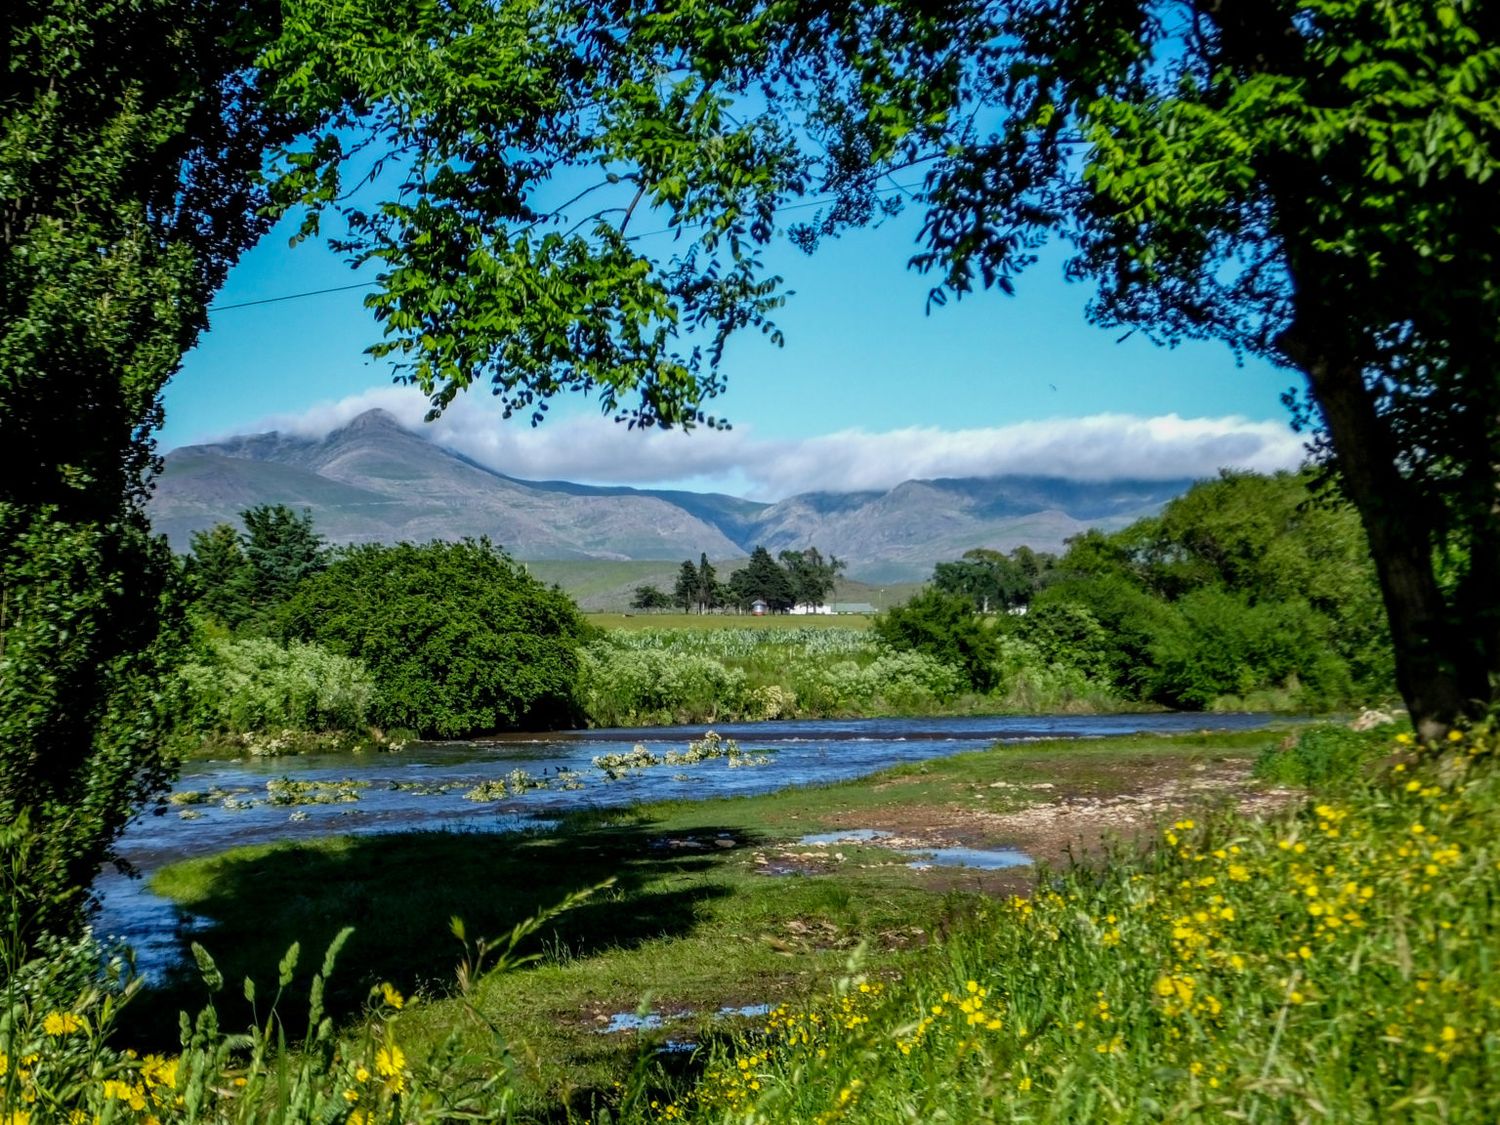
left=774, top=0, right=1500, bottom=730
left=0, top=0, right=869, bottom=942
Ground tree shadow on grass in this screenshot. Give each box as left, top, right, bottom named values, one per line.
left=121, top=815, right=757, bottom=1047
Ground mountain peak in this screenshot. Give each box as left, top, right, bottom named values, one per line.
left=339, top=407, right=407, bottom=433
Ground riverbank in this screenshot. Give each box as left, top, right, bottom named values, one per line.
left=129, top=726, right=1297, bottom=1109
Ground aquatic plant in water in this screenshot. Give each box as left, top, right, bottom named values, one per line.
left=592, top=733, right=775, bottom=780
left=592, top=744, right=664, bottom=778
left=663, top=731, right=738, bottom=765
left=265, top=777, right=371, bottom=806
left=463, top=768, right=550, bottom=802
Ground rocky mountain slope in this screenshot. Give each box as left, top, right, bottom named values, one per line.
left=150, top=409, right=1190, bottom=580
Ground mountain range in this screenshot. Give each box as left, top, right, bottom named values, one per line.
left=150, top=409, right=1191, bottom=582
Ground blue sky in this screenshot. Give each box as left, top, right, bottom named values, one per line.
left=161, top=204, right=1305, bottom=498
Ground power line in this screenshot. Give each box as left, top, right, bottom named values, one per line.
left=209, top=281, right=372, bottom=311
left=207, top=182, right=923, bottom=312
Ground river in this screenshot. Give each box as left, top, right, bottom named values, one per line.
left=95, top=711, right=1276, bottom=978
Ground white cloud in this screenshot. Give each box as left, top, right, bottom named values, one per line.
left=212, top=386, right=1306, bottom=499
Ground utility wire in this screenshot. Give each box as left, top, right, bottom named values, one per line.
left=209, top=281, right=373, bottom=311
left=207, top=181, right=923, bottom=313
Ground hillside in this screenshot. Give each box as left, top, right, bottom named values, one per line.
left=150, top=409, right=1191, bottom=582
left=152, top=410, right=744, bottom=561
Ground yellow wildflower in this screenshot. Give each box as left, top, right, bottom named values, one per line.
left=376, top=1044, right=406, bottom=1077
left=141, top=1055, right=178, bottom=1089
left=42, top=1012, right=86, bottom=1036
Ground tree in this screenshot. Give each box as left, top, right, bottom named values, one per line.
left=630, top=584, right=673, bottom=612
left=0, top=0, right=814, bottom=943
left=770, top=0, right=1499, bottom=734
left=674, top=562, right=701, bottom=614
left=1010, top=547, right=1055, bottom=592
left=728, top=546, right=797, bottom=613
left=931, top=549, right=1039, bottom=613
left=779, top=547, right=847, bottom=610
left=240, top=505, right=327, bottom=611
left=1, top=0, right=290, bottom=946
left=1030, top=470, right=1388, bottom=707
left=696, top=553, right=722, bottom=614
left=278, top=540, right=586, bottom=737
left=183, top=523, right=253, bottom=627
left=181, top=507, right=326, bottom=627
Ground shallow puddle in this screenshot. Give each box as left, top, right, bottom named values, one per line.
left=719, top=1003, right=772, bottom=1019
left=798, top=829, right=891, bottom=845
left=798, top=830, right=1032, bottom=872
left=907, top=846, right=1033, bottom=871
left=597, top=1002, right=772, bottom=1036
left=600, top=1011, right=668, bottom=1033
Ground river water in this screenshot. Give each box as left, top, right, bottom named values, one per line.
left=94, top=712, right=1276, bottom=978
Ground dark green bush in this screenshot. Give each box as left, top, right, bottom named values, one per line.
left=1148, top=589, right=1352, bottom=710
left=1029, top=576, right=1177, bottom=698
left=873, top=589, right=1001, bottom=693
left=1014, top=601, right=1114, bottom=683
left=278, top=539, right=588, bottom=737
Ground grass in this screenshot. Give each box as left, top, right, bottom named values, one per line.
left=131, top=726, right=1288, bottom=1114
left=522, top=559, right=921, bottom=614
left=648, top=730, right=1499, bottom=1123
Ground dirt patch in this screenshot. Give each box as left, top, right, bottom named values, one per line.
left=793, top=758, right=1299, bottom=873
left=957, top=761, right=1299, bottom=864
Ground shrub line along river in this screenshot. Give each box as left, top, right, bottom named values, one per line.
left=96, top=712, right=1277, bottom=980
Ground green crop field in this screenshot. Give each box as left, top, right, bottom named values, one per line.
left=589, top=612, right=874, bottom=631
left=521, top=558, right=921, bottom=613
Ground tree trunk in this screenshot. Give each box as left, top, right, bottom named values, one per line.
left=1281, top=328, right=1488, bottom=738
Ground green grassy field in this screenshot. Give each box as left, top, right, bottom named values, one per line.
left=588, top=612, right=873, bottom=630
left=522, top=558, right=922, bottom=614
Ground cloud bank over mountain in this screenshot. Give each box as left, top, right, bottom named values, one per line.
left=210, top=384, right=1306, bottom=500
